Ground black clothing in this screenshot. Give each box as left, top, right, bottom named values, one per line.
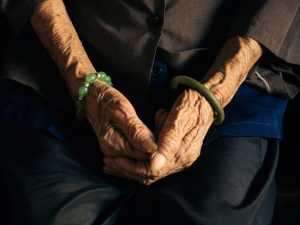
left=1, top=126, right=278, bottom=225
left=1, top=1, right=300, bottom=224
left=1, top=0, right=300, bottom=107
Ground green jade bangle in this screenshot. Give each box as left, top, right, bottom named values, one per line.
left=76, top=71, right=113, bottom=121
left=170, top=75, right=225, bottom=125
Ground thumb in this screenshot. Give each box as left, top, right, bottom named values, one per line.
left=150, top=151, right=167, bottom=172
left=109, top=101, right=158, bottom=153
left=150, top=123, right=181, bottom=172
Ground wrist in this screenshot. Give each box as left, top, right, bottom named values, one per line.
left=203, top=72, right=230, bottom=108
left=202, top=36, right=263, bottom=107
left=65, top=63, right=97, bottom=101
left=170, top=75, right=225, bottom=125
left=75, top=71, right=112, bottom=121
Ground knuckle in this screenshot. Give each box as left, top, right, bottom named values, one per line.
left=140, top=178, right=154, bottom=186
left=137, top=162, right=152, bottom=177
left=102, top=127, right=127, bottom=154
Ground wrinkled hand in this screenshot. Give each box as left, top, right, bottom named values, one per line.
left=103, top=89, right=215, bottom=184
left=86, top=80, right=157, bottom=160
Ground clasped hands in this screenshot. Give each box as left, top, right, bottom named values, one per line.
left=86, top=80, right=215, bottom=185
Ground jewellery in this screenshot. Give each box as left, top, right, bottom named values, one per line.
left=76, top=71, right=112, bottom=121
left=170, top=75, right=225, bottom=125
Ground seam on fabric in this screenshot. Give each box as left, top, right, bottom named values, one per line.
left=254, top=71, right=271, bottom=94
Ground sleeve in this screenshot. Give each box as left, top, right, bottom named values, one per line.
left=0, top=0, right=45, bottom=37
left=230, top=0, right=300, bottom=66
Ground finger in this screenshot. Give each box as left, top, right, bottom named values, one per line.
left=104, top=157, right=153, bottom=178
left=103, top=165, right=139, bottom=181
left=103, top=160, right=156, bottom=185
left=105, top=166, right=156, bottom=185
left=103, top=165, right=155, bottom=185
left=151, top=91, right=201, bottom=172
left=115, top=154, right=183, bottom=180
left=154, top=108, right=168, bottom=134
left=118, top=116, right=158, bottom=154
left=100, top=125, right=150, bottom=160
left=151, top=119, right=183, bottom=172
left=103, top=92, right=158, bottom=153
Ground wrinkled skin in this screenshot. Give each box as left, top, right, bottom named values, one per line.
left=31, top=0, right=263, bottom=186
left=101, top=36, right=263, bottom=185
left=85, top=80, right=158, bottom=161
left=102, top=89, right=215, bottom=185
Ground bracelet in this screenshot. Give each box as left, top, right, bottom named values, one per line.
left=170, top=75, right=225, bottom=125
left=76, top=71, right=113, bottom=121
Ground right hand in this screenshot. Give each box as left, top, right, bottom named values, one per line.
left=85, top=80, right=158, bottom=160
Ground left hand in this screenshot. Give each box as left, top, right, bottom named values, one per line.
left=103, top=89, right=215, bottom=185
left=103, top=36, right=264, bottom=185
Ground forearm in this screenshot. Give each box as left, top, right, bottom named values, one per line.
left=203, top=36, right=264, bottom=107
left=30, top=0, right=95, bottom=100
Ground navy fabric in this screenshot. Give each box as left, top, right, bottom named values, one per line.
left=206, top=84, right=288, bottom=144
left=0, top=58, right=288, bottom=146
left=145, top=60, right=288, bottom=146
left=0, top=61, right=288, bottom=148
left=0, top=79, right=96, bottom=148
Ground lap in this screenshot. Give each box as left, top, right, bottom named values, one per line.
left=0, top=80, right=278, bottom=225
left=0, top=128, right=132, bottom=225
left=0, top=128, right=278, bottom=225
left=118, top=136, right=278, bottom=225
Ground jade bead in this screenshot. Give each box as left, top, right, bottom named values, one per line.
left=85, top=73, right=97, bottom=84
left=98, top=71, right=107, bottom=77
left=76, top=70, right=112, bottom=121
left=97, top=71, right=107, bottom=81
left=104, top=75, right=111, bottom=83
left=79, top=85, right=89, bottom=97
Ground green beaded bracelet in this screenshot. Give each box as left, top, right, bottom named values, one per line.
left=170, top=75, right=225, bottom=125
left=76, top=71, right=113, bottom=121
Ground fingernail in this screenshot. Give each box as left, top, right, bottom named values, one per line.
left=151, top=152, right=166, bottom=172
left=144, top=139, right=158, bottom=153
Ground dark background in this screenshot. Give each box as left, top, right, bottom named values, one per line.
left=272, top=92, right=300, bottom=225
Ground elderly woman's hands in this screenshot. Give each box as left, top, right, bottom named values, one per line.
left=30, top=0, right=263, bottom=185
left=86, top=80, right=158, bottom=161
left=102, top=36, right=264, bottom=185
left=102, top=88, right=215, bottom=185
